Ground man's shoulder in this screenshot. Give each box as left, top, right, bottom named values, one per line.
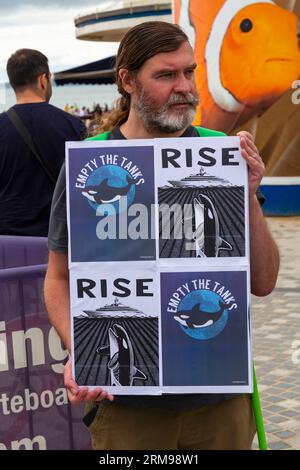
left=43, top=103, right=81, bottom=122
left=14, top=102, right=82, bottom=126
left=2, top=102, right=79, bottom=123
left=35, top=103, right=86, bottom=136
left=0, top=103, right=85, bottom=142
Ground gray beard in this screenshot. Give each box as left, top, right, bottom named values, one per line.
left=134, top=91, right=199, bottom=134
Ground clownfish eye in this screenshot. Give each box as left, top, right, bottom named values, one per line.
left=240, top=19, right=253, bottom=33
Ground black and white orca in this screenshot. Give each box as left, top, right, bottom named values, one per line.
left=174, top=300, right=230, bottom=329
left=96, top=324, right=147, bottom=386
left=82, top=176, right=135, bottom=204
left=193, top=194, right=232, bottom=257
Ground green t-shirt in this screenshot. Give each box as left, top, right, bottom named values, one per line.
left=86, top=126, right=226, bottom=141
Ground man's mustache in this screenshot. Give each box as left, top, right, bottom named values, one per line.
left=166, top=93, right=200, bottom=107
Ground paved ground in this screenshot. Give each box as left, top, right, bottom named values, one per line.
left=252, top=217, right=300, bottom=450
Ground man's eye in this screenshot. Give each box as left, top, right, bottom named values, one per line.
left=158, top=73, right=173, bottom=79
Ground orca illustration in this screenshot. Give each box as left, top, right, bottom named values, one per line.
left=193, top=194, right=232, bottom=257
left=174, top=300, right=230, bottom=329
left=82, top=176, right=135, bottom=204
left=96, top=324, right=147, bottom=386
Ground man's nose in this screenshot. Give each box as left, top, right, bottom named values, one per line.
left=173, top=73, right=192, bottom=94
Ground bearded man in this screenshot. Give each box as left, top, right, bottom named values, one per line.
left=44, top=21, right=279, bottom=450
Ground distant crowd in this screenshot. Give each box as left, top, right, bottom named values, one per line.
left=63, top=102, right=111, bottom=133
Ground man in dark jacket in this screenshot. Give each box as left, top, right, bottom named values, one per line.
left=0, top=48, right=85, bottom=236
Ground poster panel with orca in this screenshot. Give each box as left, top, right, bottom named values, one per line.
left=66, top=140, right=156, bottom=262
left=160, top=266, right=252, bottom=393
left=155, top=136, right=248, bottom=264
left=69, top=263, right=161, bottom=394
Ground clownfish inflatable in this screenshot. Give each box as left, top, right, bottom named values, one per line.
left=174, top=0, right=300, bottom=132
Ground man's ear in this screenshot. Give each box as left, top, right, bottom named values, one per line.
left=119, top=68, right=136, bottom=95
left=38, top=73, right=48, bottom=91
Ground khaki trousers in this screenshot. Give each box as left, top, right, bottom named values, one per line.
left=85, top=394, right=256, bottom=450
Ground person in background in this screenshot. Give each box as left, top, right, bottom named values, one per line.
left=0, top=49, right=86, bottom=236
left=44, top=22, right=279, bottom=450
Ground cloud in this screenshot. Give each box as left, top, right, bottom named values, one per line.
left=0, top=3, right=119, bottom=81
left=0, top=0, right=102, bottom=12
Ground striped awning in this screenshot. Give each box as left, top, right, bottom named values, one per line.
left=54, top=55, right=116, bottom=85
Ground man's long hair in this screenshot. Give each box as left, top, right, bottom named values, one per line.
left=97, top=21, right=189, bottom=133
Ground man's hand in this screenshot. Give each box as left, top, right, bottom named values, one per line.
left=64, top=356, right=114, bottom=404
left=237, top=132, right=279, bottom=295
left=237, top=131, right=265, bottom=196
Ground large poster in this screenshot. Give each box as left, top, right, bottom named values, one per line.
left=155, top=137, right=248, bottom=261
left=66, top=140, right=156, bottom=262
left=69, top=263, right=160, bottom=395
left=66, top=137, right=251, bottom=394
left=160, top=267, right=250, bottom=391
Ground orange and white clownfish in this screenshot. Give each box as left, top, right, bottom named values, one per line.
left=174, top=0, right=300, bottom=132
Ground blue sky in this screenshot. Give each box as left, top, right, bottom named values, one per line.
left=0, top=1, right=119, bottom=82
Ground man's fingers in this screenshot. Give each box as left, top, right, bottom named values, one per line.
left=89, top=389, right=114, bottom=402
left=67, top=386, right=87, bottom=404
left=241, top=149, right=264, bottom=172
left=243, top=138, right=259, bottom=158
left=64, top=359, right=79, bottom=396
left=240, top=139, right=264, bottom=171
left=64, top=357, right=114, bottom=404
left=65, top=375, right=79, bottom=392
left=91, top=390, right=105, bottom=402
left=237, top=130, right=254, bottom=142
left=85, top=389, right=104, bottom=402
left=240, top=136, right=258, bottom=156
left=241, top=138, right=258, bottom=155
left=67, top=386, right=114, bottom=404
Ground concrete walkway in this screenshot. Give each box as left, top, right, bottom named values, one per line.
left=252, top=217, right=300, bottom=450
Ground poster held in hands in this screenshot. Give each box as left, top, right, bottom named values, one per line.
left=66, top=136, right=252, bottom=394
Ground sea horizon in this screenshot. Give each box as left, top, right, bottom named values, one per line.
left=0, top=82, right=119, bottom=112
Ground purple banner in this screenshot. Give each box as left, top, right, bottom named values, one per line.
left=0, top=236, right=91, bottom=450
